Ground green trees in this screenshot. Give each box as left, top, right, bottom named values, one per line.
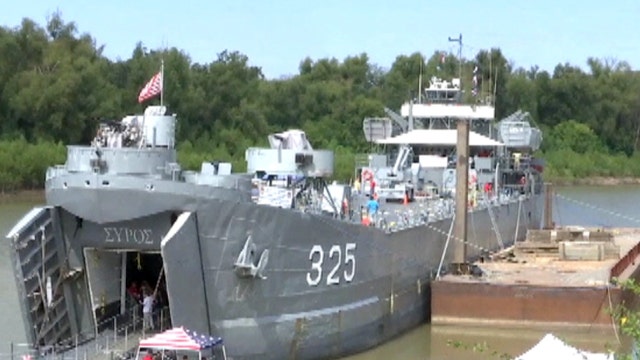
left=1, top=15, right=640, bottom=191
left=0, top=138, right=65, bottom=192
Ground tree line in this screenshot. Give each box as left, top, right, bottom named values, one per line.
left=1, top=14, right=639, bottom=191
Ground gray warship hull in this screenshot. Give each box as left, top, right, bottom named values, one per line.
left=7, top=178, right=542, bottom=360
left=162, top=193, right=543, bottom=359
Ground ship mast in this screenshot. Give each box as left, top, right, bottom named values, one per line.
left=448, top=33, right=463, bottom=87
left=418, top=57, right=423, bottom=103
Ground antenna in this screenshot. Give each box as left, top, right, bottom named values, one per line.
left=493, top=66, right=499, bottom=102
left=488, top=49, right=492, bottom=103
left=161, top=35, right=169, bottom=52
left=448, top=33, right=463, bottom=87
left=418, top=56, right=423, bottom=103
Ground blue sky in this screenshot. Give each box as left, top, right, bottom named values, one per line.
left=1, top=0, right=638, bottom=79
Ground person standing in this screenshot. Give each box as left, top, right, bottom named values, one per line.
left=142, top=290, right=155, bottom=331
left=143, top=349, right=154, bottom=360
left=367, top=194, right=380, bottom=226
left=127, top=281, right=141, bottom=302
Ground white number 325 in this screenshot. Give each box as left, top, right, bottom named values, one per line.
left=306, top=243, right=356, bottom=286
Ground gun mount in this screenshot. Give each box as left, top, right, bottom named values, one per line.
left=245, top=130, right=334, bottom=178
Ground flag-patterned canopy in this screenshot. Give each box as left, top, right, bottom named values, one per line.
left=138, top=327, right=223, bottom=350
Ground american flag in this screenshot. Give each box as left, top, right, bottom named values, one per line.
left=138, top=326, right=223, bottom=350
left=138, top=71, right=163, bottom=103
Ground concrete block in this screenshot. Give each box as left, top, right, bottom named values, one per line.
left=526, top=229, right=614, bottom=244
left=559, top=241, right=604, bottom=261
left=603, top=243, right=621, bottom=259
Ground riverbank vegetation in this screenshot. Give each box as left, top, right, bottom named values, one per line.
left=1, top=14, right=639, bottom=191
left=610, top=279, right=640, bottom=359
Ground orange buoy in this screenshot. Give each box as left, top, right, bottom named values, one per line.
left=362, top=169, right=373, bottom=182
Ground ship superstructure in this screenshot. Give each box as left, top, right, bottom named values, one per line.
left=155, top=74, right=545, bottom=359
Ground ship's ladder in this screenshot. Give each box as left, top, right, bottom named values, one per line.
left=486, top=198, right=504, bottom=249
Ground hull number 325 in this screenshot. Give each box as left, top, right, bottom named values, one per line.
left=306, top=243, right=356, bottom=286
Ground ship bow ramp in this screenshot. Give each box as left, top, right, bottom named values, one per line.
left=6, top=204, right=192, bottom=351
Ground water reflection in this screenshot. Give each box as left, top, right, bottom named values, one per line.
left=344, top=323, right=619, bottom=360
left=343, top=326, right=431, bottom=360
left=429, top=324, right=618, bottom=360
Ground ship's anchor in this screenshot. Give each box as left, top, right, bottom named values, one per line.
left=233, top=234, right=269, bottom=279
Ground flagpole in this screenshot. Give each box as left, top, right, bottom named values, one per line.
left=160, top=59, right=164, bottom=107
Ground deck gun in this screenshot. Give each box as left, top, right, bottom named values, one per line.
left=377, top=144, right=420, bottom=201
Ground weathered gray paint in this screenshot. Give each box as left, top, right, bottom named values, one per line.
left=46, top=173, right=251, bottom=224
left=7, top=188, right=541, bottom=356
left=161, top=194, right=541, bottom=360
left=161, top=212, right=211, bottom=334
left=59, top=209, right=172, bottom=251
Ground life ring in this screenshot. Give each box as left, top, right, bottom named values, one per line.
left=468, top=173, right=477, bottom=186
left=362, top=169, right=373, bottom=182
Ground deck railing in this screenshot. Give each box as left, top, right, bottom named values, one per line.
left=5, top=306, right=170, bottom=360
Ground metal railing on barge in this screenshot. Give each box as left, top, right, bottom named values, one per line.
left=6, top=306, right=171, bottom=360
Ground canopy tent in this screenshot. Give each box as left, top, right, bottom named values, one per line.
left=136, top=326, right=226, bottom=359
left=375, top=129, right=504, bottom=147
left=516, top=333, right=613, bottom=360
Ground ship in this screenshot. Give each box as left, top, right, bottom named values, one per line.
left=6, top=75, right=545, bottom=359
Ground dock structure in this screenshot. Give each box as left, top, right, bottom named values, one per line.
left=65, top=329, right=144, bottom=360
left=11, top=329, right=144, bottom=360
left=431, top=227, right=640, bottom=328
left=10, top=308, right=170, bottom=360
